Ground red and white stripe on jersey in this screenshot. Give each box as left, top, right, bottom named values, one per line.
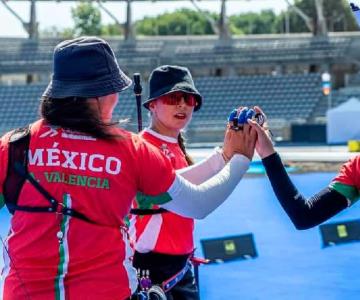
left=130, top=129, right=194, bottom=255
left=0, top=120, right=175, bottom=300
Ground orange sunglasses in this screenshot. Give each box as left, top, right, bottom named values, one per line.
left=160, top=92, right=197, bottom=107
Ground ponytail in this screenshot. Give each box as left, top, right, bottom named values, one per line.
left=178, top=132, right=194, bottom=166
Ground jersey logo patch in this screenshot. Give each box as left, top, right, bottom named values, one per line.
left=160, top=144, right=175, bottom=160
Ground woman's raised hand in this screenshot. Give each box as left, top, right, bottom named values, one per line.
left=223, top=107, right=257, bottom=161
left=247, top=106, right=275, bottom=159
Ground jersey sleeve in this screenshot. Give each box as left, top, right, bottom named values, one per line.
left=0, top=133, right=11, bottom=208
left=329, top=156, right=360, bottom=205
left=135, top=137, right=175, bottom=206
left=262, top=152, right=349, bottom=229
left=176, top=148, right=225, bottom=184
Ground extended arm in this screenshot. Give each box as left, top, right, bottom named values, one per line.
left=248, top=107, right=354, bottom=230
left=262, top=153, right=349, bottom=230
left=178, top=124, right=245, bottom=184
left=163, top=154, right=250, bottom=219
left=176, top=148, right=225, bottom=184
left=138, top=123, right=256, bottom=219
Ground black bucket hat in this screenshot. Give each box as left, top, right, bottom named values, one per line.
left=42, top=36, right=132, bottom=99
left=143, top=65, right=202, bottom=112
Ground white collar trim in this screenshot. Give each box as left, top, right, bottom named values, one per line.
left=144, top=128, right=178, bottom=144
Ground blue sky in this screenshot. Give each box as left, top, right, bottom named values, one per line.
left=1, top=0, right=288, bottom=37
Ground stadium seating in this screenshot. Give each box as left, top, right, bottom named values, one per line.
left=0, top=83, right=143, bottom=135
left=0, top=35, right=353, bottom=74
left=0, top=38, right=59, bottom=73
left=347, top=72, right=360, bottom=87
left=330, top=87, right=360, bottom=107
left=108, top=40, right=164, bottom=69
left=0, top=74, right=322, bottom=136
left=193, top=73, right=322, bottom=126
left=0, top=83, right=43, bottom=133
left=0, top=38, right=164, bottom=73
left=310, top=85, right=360, bottom=121
left=174, top=36, right=351, bottom=65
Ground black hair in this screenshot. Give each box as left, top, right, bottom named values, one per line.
left=40, top=96, right=122, bottom=139
left=178, top=132, right=194, bottom=166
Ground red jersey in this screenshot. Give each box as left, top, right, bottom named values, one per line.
left=0, top=120, right=175, bottom=300
left=130, top=129, right=194, bottom=255
left=330, top=155, right=360, bottom=205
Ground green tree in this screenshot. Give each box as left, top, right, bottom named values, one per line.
left=279, top=0, right=358, bottom=34
left=61, top=28, right=76, bottom=39
left=102, top=23, right=123, bottom=36
left=135, top=8, right=217, bottom=35
left=229, top=10, right=279, bottom=35
left=71, top=2, right=102, bottom=36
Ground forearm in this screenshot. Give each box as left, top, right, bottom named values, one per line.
left=262, top=152, right=349, bottom=229
left=176, top=148, right=225, bottom=184
left=162, top=154, right=250, bottom=219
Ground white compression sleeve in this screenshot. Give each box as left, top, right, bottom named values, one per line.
left=162, top=154, right=250, bottom=219
left=176, top=148, right=225, bottom=184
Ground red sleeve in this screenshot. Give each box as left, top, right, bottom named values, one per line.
left=135, top=135, right=176, bottom=196
left=0, top=132, right=11, bottom=201
left=332, top=155, right=360, bottom=189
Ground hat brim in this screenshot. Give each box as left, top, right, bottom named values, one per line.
left=42, top=70, right=132, bottom=99
left=143, top=87, right=202, bottom=112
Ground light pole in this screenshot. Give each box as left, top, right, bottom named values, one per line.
left=322, top=72, right=332, bottom=110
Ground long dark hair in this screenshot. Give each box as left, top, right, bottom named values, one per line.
left=40, top=96, right=122, bottom=139
left=178, top=132, right=194, bottom=166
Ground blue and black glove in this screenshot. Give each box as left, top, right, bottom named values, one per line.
left=228, top=107, right=264, bottom=131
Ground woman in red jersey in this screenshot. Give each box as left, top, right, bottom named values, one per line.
left=130, top=65, right=242, bottom=299
left=0, top=38, right=256, bottom=300
left=247, top=107, right=359, bottom=230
